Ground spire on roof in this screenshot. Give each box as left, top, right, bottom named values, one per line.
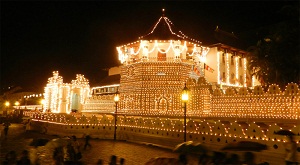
left=162, top=8, right=165, bottom=17
left=215, top=25, right=219, bottom=31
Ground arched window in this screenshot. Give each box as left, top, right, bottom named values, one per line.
left=157, top=50, right=166, bottom=61
left=158, top=98, right=168, bottom=112
left=71, top=94, right=80, bottom=110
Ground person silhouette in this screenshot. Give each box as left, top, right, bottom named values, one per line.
left=109, top=155, right=117, bottom=165
left=3, top=121, right=11, bottom=138
left=243, top=152, right=256, bottom=165
left=96, top=159, right=103, bottom=165
left=3, top=150, right=17, bottom=165
left=53, top=147, right=64, bottom=165
left=225, top=153, right=240, bottom=165
left=83, top=135, right=91, bottom=150
left=284, top=135, right=297, bottom=165
left=71, top=136, right=81, bottom=161
left=120, top=158, right=125, bottom=165
left=63, top=142, right=76, bottom=164
left=178, top=154, right=188, bottom=165
left=17, top=150, right=30, bottom=165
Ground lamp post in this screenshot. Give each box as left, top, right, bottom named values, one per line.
left=5, top=101, right=10, bottom=116
left=181, top=83, right=189, bottom=142
left=15, top=101, right=20, bottom=109
left=40, top=99, right=45, bottom=112
left=113, top=90, right=120, bottom=140
left=24, top=96, right=28, bottom=109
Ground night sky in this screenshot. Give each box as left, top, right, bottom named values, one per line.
left=1, top=1, right=297, bottom=93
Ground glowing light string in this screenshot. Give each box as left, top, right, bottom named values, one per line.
left=117, top=41, right=209, bottom=64
left=244, top=58, right=247, bottom=87
left=235, top=57, right=239, bottom=85
left=163, top=17, right=176, bottom=36
left=226, top=53, right=229, bottom=84
left=217, top=52, right=220, bottom=84
left=139, top=11, right=202, bottom=43
left=117, top=10, right=209, bottom=64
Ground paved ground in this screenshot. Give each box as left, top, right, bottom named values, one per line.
left=0, top=124, right=198, bottom=165
left=2, top=124, right=297, bottom=165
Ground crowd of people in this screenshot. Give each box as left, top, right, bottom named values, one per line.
left=0, top=115, right=127, bottom=165
left=3, top=149, right=126, bottom=165
left=2, top=150, right=30, bottom=165
left=2, top=133, right=126, bottom=165
left=96, top=155, right=125, bottom=165
left=52, top=135, right=126, bottom=165
left=196, top=151, right=266, bottom=165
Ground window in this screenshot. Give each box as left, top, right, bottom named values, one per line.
left=110, top=87, right=115, bottom=92
left=157, top=50, right=166, bottom=61
left=231, top=56, right=234, bottom=65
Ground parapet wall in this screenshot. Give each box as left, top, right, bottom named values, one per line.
left=183, top=78, right=300, bottom=121
left=25, top=82, right=300, bottom=164
left=209, top=83, right=300, bottom=120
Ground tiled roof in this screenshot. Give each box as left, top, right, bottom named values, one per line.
left=207, top=26, right=247, bottom=50
left=96, top=74, right=120, bottom=86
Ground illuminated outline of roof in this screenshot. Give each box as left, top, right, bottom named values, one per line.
left=138, top=9, right=202, bottom=44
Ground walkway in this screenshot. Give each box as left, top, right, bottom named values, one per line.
left=0, top=124, right=198, bottom=164
left=1, top=124, right=294, bottom=165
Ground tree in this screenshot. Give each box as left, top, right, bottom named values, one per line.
left=246, top=5, right=299, bottom=89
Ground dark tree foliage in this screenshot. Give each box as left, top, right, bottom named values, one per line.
left=246, top=5, right=299, bottom=89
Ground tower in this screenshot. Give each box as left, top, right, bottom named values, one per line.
left=116, top=9, right=210, bottom=115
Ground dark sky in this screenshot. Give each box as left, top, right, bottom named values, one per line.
left=1, top=1, right=297, bottom=93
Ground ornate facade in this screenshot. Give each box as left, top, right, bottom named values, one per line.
left=111, top=11, right=259, bottom=115
left=44, top=71, right=90, bottom=113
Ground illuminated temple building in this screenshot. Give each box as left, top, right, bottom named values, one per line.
left=38, top=10, right=299, bottom=164
left=41, top=10, right=300, bottom=120
left=42, top=10, right=299, bottom=118
left=81, top=10, right=260, bottom=114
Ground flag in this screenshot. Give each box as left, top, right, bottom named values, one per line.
left=204, top=63, right=214, bottom=73
left=193, top=65, right=201, bottom=76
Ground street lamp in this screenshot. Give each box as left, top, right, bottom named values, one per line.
left=113, top=90, right=120, bottom=140
left=24, top=96, right=28, bottom=109
left=15, top=101, right=20, bottom=108
left=181, top=83, right=189, bottom=142
left=5, top=101, right=10, bottom=116
left=40, top=99, right=45, bottom=111
left=5, top=101, right=10, bottom=107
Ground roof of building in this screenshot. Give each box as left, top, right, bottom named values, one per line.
left=138, top=9, right=202, bottom=44
left=96, top=74, right=120, bottom=86
left=207, top=26, right=247, bottom=50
